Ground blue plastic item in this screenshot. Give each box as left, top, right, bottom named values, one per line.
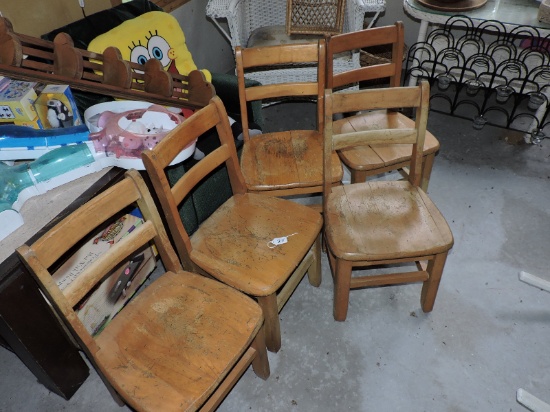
left=0, top=124, right=90, bottom=149
left=0, top=143, right=94, bottom=213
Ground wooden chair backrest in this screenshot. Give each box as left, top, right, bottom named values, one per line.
left=323, top=81, right=430, bottom=200
left=326, top=21, right=405, bottom=90
left=141, top=96, right=245, bottom=269
left=16, top=170, right=182, bottom=358
left=235, top=39, right=327, bottom=141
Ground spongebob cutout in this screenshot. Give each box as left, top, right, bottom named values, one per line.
left=87, top=11, right=211, bottom=82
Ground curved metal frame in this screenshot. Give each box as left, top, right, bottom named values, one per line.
left=404, top=15, right=550, bottom=141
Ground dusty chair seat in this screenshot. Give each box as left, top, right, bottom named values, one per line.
left=334, top=110, right=440, bottom=181
left=325, top=180, right=452, bottom=261
left=190, top=192, right=322, bottom=293
left=240, top=130, right=342, bottom=192
left=97, top=271, right=264, bottom=411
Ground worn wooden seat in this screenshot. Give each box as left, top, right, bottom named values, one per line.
left=16, top=170, right=269, bottom=411
left=235, top=40, right=343, bottom=210
left=323, top=81, right=454, bottom=321
left=142, top=96, right=323, bottom=353
left=327, top=22, right=440, bottom=191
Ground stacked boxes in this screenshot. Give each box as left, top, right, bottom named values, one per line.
left=0, top=77, right=82, bottom=129
left=0, top=78, right=39, bottom=123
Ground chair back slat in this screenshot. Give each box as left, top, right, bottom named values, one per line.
left=238, top=43, right=321, bottom=66
left=324, top=81, right=430, bottom=193
left=328, top=85, right=421, bottom=114
left=330, top=24, right=400, bottom=53
left=332, top=128, right=418, bottom=151
left=331, top=63, right=398, bottom=89
left=30, top=177, right=140, bottom=268
left=327, top=21, right=405, bottom=89
left=145, top=101, right=222, bottom=170
left=63, top=221, right=157, bottom=307
left=245, top=82, right=320, bottom=101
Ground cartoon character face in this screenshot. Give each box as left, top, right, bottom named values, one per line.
left=130, top=33, right=172, bottom=70
left=88, top=11, right=211, bottom=82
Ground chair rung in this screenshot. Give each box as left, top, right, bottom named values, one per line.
left=350, top=271, right=429, bottom=289
left=276, top=248, right=314, bottom=311
left=199, top=347, right=256, bottom=411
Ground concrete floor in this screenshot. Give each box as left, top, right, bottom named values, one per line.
left=1, top=103, right=550, bottom=411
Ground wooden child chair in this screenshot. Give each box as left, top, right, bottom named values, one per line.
left=142, top=96, right=323, bottom=353
left=235, top=39, right=343, bottom=210
left=17, top=169, right=269, bottom=411
left=323, top=81, right=454, bottom=321
left=326, top=22, right=440, bottom=191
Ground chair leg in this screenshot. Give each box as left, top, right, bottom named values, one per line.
left=96, top=370, right=125, bottom=406
left=251, top=326, right=270, bottom=380
left=420, top=152, right=436, bottom=192
left=333, top=257, right=353, bottom=321
left=350, top=169, right=368, bottom=184
left=307, top=234, right=322, bottom=287
left=257, top=294, right=281, bottom=352
left=420, top=251, right=449, bottom=312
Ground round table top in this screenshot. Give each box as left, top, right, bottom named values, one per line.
left=416, top=0, right=487, bottom=12
left=404, top=0, right=550, bottom=33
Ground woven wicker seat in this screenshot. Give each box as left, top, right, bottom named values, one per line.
left=286, top=0, right=347, bottom=36
left=206, top=0, right=385, bottom=85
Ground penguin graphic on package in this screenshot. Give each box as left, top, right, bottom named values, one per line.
left=46, top=99, right=73, bottom=128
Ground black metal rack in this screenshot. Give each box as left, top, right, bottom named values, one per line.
left=403, top=15, right=550, bottom=142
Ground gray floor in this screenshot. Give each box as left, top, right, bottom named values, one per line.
left=1, top=102, right=550, bottom=411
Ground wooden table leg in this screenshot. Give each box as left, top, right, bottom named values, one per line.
left=0, top=253, right=89, bottom=399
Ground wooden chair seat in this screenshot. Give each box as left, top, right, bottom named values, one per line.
left=97, top=271, right=264, bottom=412
left=190, top=192, right=322, bottom=294
left=240, top=130, right=343, bottom=193
left=325, top=181, right=453, bottom=261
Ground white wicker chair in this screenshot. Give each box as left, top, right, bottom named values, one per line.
left=206, top=0, right=386, bottom=85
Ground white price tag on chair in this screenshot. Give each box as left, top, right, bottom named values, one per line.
left=268, top=233, right=298, bottom=248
